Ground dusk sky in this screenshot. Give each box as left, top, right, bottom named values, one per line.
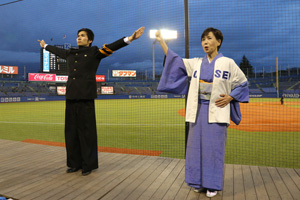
left=1, top=0, right=299, bottom=77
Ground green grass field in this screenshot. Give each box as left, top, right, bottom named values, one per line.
left=0, top=98, right=299, bottom=168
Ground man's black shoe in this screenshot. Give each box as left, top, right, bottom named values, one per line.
left=82, top=170, right=91, bottom=176
left=66, top=167, right=81, bottom=173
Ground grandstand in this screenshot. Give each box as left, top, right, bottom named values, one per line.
left=0, top=81, right=55, bottom=97
left=1, top=74, right=300, bottom=98
left=248, top=75, right=300, bottom=96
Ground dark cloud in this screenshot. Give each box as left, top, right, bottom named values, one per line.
left=0, top=0, right=299, bottom=74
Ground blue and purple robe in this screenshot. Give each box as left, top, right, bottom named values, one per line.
left=157, top=49, right=249, bottom=191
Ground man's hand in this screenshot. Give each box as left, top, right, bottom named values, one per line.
left=128, top=27, right=145, bottom=42
left=215, top=94, right=233, bottom=108
left=37, top=40, right=46, bottom=48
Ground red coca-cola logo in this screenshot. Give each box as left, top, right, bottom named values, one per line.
left=29, top=73, right=56, bottom=82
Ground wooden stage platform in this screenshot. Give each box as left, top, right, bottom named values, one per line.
left=0, top=139, right=299, bottom=200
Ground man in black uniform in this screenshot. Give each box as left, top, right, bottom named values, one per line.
left=38, top=27, right=144, bottom=175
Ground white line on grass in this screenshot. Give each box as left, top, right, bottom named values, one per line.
left=0, top=121, right=183, bottom=126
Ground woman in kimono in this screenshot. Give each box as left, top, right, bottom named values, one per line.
left=155, top=28, right=249, bottom=198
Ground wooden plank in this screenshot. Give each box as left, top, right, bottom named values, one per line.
left=173, top=176, right=190, bottom=200
left=1, top=140, right=300, bottom=200
left=295, top=169, right=300, bottom=177
left=56, top=154, right=140, bottom=200
left=99, top=156, right=159, bottom=200
left=268, top=167, right=294, bottom=200
left=2, top=151, right=67, bottom=198
left=3, top=159, right=66, bottom=197
left=223, top=164, right=234, bottom=200
left=0, top=145, right=65, bottom=192
left=241, top=165, right=257, bottom=200
left=19, top=152, right=113, bottom=199
left=172, top=164, right=191, bottom=200
left=162, top=160, right=185, bottom=200
left=185, top=189, right=200, bottom=200
left=136, top=158, right=179, bottom=200
left=259, top=166, right=281, bottom=200
left=250, top=165, right=269, bottom=200
left=6, top=149, right=114, bottom=199
left=0, top=143, right=63, bottom=175
left=103, top=156, right=163, bottom=200
left=124, top=158, right=172, bottom=200
left=213, top=190, right=223, bottom=200
left=286, top=168, right=300, bottom=189
left=83, top=155, right=148, bottom=200
left=233, top=165, right=245, bottom=200
left=28, top=152, right=117, bottom=200
left=47, top=152, right=122, bottom=200
left=149, top=159, right=181, bottom=200
left=277, top=167, right=300, bottom=200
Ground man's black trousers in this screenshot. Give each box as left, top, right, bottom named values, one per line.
left=65, top=99, right=98, bottom=171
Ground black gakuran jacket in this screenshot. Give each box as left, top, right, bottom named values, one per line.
left=45, top=38, right=128, bottom=99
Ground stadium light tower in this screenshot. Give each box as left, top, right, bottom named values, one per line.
left=150, top=29, right=177, bottom=80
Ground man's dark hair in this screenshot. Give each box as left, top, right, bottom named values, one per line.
left=201, top=27, right=223, bottom=51
left=77, top=28, right=94, bottom=46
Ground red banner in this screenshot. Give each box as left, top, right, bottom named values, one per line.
left=28, top=73, right=56, bottom=82
left=28, top=73, right=105, bottom=82
left=0, top=65, right=18, bottom=74
left=96, top=75, right=105, bottom=82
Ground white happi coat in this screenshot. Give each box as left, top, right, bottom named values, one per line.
left=182, top=57, right=247, bottom=124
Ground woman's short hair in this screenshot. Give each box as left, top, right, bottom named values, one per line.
left=77, top=28, right=94, bottom=46
left=201, top=27, right=223, bottom=51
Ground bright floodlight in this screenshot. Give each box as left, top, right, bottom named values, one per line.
left=150, top=29, right=177, bottom=40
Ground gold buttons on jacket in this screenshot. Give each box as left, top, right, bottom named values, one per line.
left=84, top=54, right=87, bottom=57
left=76, top=53, right=78, bottom=56
left=74, top=69, right=77, bottom=71
left=75, top=61, right=78, bottom=63
left=73, top=78, right=76, bottom=80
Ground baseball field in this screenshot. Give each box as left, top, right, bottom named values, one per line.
left=0, top=98, right=299, bottom=168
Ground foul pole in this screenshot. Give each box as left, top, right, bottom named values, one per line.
left=276, top=57, right=279, bottom=98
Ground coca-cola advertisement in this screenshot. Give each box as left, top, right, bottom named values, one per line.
left=28, top=73, right=56, bottom=82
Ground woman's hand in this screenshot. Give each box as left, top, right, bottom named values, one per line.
left=37, top=40, right=46, bottom=48
left=215, top=94, right=233, bottom=108
left=155, top=30, right=164, bottom=42
left=155, top=30, right=168, bottom=55
left=128, top=27, right=145, bottom=42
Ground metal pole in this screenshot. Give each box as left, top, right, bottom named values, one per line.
left=152, top=40, right=156, bottom=80
left=107, top=69, right=109, bottom=81
left=184, top=0, right=189, bottom=157
left=271, top=66, right=273, bottom=78
left=184, top=0, right=189, bottom=59
left=24, top=65, right=26, bottom=80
